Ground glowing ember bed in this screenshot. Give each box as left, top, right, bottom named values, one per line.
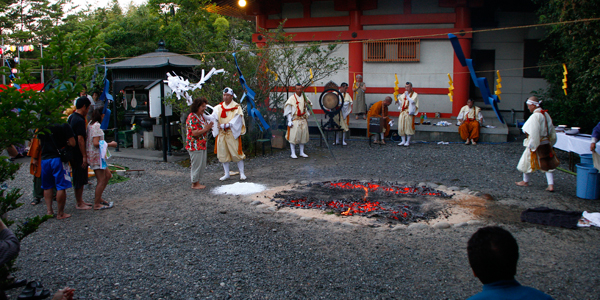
left=271, top=180, right=454, bottom=224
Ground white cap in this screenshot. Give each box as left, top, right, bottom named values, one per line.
left=223, top=87, right=237, bottom=98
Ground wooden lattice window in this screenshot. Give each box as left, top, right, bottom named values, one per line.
left=363, top=39, right=421, bottom=62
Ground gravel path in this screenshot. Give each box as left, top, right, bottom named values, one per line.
left=4, top=139, right=600, bottom=299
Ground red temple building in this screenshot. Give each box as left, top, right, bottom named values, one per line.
left=215, top=0, right=546, bottom=140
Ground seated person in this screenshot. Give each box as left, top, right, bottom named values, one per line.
left=367, top=97, right=392, bottom=144
left=467, top=226, right=554, bottom=300
left=458, top=99, right=483, bottom=145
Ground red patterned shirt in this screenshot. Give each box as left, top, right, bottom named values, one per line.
left=185, top=113, right=208, bottom=151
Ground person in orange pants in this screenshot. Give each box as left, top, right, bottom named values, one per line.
left=458, top=99, right=483, bottom=145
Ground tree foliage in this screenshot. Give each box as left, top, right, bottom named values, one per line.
left=535, top=0, right=600, bottom=132
left=251, top=23, right=346, bottom=128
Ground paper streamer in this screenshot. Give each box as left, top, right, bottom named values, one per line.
left=393, top=73, right=400, bottom=102
left=448, top=33, right=504, bottom=124
left=232, top=52, right=270, bottom=131
left=166, top=68, right=224, bottom=106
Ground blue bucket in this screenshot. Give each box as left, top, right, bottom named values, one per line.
left=580, top=154, right=593, bottom=165
left=576, top=163, right=600, bottom=200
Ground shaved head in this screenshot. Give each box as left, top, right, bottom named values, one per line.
left=384, top=96, right=392, bottom=106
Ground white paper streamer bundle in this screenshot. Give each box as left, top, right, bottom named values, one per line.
left=166, top=68, right=225, bottom=106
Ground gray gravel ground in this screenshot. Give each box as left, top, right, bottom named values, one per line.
left=4, top=138, right=600, bottom=299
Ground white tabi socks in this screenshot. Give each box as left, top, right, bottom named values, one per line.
left=299, top=144, right=308, bottom=157
left=405, top=135, right=412, bottom=146
left=546, top=172, right=554, bottom=185
left=238, top=161, right=246, bottom=180
left=220, top=162, right=230, bottom=181
left=523, top=173, right=530, bottom=183
left=380, top=133, right=384, bottom=142
left=290, top=143, right=297, bottom=159
left=399, top=135, right=406, bottom=146
left=334, top=132, right=347, bottom=146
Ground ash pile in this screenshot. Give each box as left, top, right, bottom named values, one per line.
left=272, top=180, right=453, bottom=224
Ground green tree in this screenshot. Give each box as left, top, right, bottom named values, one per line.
left=250, top=23, right=346, bottom=128
left=0, top=0, right=19, bottom=36
left=535, top=0, right=600, bottom=132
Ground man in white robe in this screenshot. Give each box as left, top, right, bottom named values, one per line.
left=515, top=96, right=557, bottom=192
left=284, top=83, right=311, bottom=158
left=211, top=87, right=246, bottom=181
left=333, top=82, right=353, bottom=145
left=396, top=82, right=419, bottom=147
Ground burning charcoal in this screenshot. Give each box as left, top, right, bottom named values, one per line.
left=271, top=180, right=453, bottom=224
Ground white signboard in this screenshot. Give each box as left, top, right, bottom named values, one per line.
left=148, top=83, right=173, bottom=118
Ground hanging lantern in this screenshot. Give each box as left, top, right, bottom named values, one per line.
left=10, top=45, right=16, bottom=52
left=23, top=45, right=28, bottom=51
left=18, top=46, right=23, bottom=52
left=14, top=57, right=19, bottom=63
left=11, top=68, right=17, bottom=74
left=29, top=45, right=34, bottom=51
left=0, top=48, right=3, bottom=55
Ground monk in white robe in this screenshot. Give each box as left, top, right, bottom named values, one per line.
left=457, top=99, right=484, bottom=145
left=211, top=87, right=246, bottom=181
left=396, top=82, right=419, bottom=147
left=516, top=97, right=557, bottom=192
left=284, top=84, right=311, bottom=158
left=333, top=82, right=353, bottom=145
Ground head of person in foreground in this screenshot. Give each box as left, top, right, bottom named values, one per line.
left=467, top=226, right=519, bottom=284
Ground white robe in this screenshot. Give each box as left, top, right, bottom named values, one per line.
left=397, top=92, right=419, bottom=136
left=457, top=105, right=483, bottom=125
left=284, top=93, right=311, bottom=145
left=211, top=101, right=246, bottom=163
left=517, top=108, right=557, bottom=173
left=334, top=92, right=353, bottom=132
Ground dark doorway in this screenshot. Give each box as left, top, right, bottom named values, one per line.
left=469, top=50, right=496, bottom=104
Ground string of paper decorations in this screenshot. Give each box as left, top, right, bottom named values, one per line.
left=0, top=44, right=36, bottom=54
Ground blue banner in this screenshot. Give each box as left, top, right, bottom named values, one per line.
left=232, top=53, right=270, bottom=131
left=449, top=34, right=504, bottom=124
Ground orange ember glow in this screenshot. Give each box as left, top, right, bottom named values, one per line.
left=278, top=181, right=448, bottom=222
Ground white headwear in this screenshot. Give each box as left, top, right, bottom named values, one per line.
left=223, top=87, right=237, bottom=98
left=526, top=98, right=541, bottom=107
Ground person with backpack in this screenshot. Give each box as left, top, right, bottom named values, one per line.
left=38, top=123, right=76, bottom=219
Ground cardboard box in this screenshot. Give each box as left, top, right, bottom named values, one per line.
left=271, top=129, right=287, bottom=149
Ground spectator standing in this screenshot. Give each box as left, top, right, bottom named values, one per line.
left=185, top=98, right=213, bottom=190
left=27, top=134, right=50, bottom=205
left=467, top=226, right=554, bottom=300
left=68, top=97, right=93, bottom=210
left=87, top=108, right=117, bottom=210
left=73, top=85, right=94, bottom=113
left=38, top=123, right=76, bottom=219
left=89, top=91, right=104, bottom=121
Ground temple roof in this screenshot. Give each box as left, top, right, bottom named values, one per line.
left=106, top=51, right=202, bottom=69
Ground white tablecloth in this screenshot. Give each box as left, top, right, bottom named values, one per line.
left=555, top=132, right=600, bottom=155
